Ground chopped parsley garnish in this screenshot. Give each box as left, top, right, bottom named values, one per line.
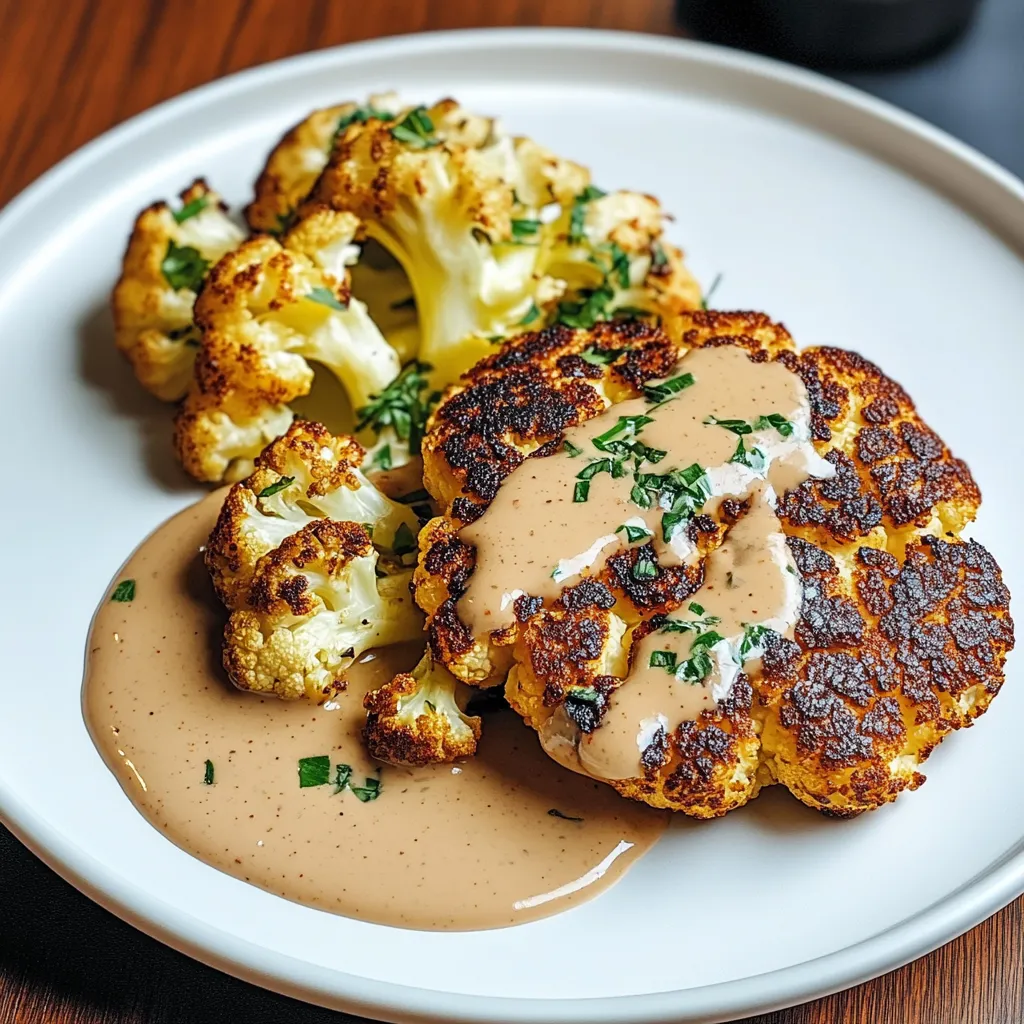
left=389, top=295, right=416, bottom=311
left=392, top=522, right=417, bottom=557
left=643, top=373, right=695, bottom=406
left=739, top=624, right=772, bottom=660
left=700, top=272, right=723, bottom=310
left=274, top=210, right=296, bottom=237
left=705, top=413, right=793, bottom=439
left=161, top=241, right=209, bottom=291
left=704, top=415, right=752, bottom=435
left=563, top=439, right=584, bottom=458
left=333, top=105, right=396, bottom=145
left=333, top=763, right=353, bottom=793
left=306, top=285, right=347, bottom=311
left=110, top=579, right=136, bottom=603
left=257, top=476, right=295, bottom=499
left=632, top=547, right=659, bottom=580
left=554, top=283, right=615, bottom=329
left=203, top=759, right=215, bottom=785
left=510, top=218, right=542, bottom=242
left=369, top=444, right=393, bottom=471
left=754, top=413, right=794, bottom=437
left=659, top=604, right=722, bottom=633
left=579, top=346, right=624, bottom=366
left=649, top=650, right=677, bottom=671
left=630, top=462, right=711, bottom=541
left=650, top=241, right=668, bottom=270
left=566, top=685, right=601, bottom=703
left=518, top=301, right=542, bottom=327
left=548, top=808, right=584, bottom=822
left=616, top=521, right=653, bottom=543
left=349, top=776, right=382, bottom=802
left=568, top=185, right=607, bottom=244
left=173, top=195, right=209, bottom=224
left=298, top=755, right=331, bottom=788
left=729, top=439, right=767, bottom=474
left=390, top=106, right=438, bottom=149
left=355, top=360, right=441, bottom=456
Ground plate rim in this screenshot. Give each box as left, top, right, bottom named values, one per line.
left=1, top=26, right=1022, bottom=1024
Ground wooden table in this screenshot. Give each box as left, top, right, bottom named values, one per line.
left=1, top=1, right=1020, bottom=1021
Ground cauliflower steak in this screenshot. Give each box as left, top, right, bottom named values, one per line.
left=381, top=312, right=1013, bottom=818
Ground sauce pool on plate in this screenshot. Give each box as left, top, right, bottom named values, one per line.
left=83, top=491, right=667, bottom=930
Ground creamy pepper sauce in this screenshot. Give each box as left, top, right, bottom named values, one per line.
left=83, top=492, right=667, bottom=931
left=459, top=345, right=833, bottom=783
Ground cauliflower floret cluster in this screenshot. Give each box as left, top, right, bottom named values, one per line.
left=304, top=98, right=592, bottom=381
left=175, top=208, right=402, bottom=482
left=113, top=179, right=244, bottom=400
left=206, top=421, right=423, bottom=701
left=388, top=312, right=1014, bottom=819
left=206, top=420, right=420, bottom=609
left=363, top=649, right=482, bottom=765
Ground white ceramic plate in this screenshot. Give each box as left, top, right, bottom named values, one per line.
left=1, top=27, right=1022, bottom=1024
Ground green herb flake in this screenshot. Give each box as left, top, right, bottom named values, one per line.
left=333, top=763, right=353, bottom=793
left=257, top=476, right=295, bottom=499
left=579, top=346, right=623, bottom=366
left=700, top=272, right=723, bottom=311
left=173, top=195, right=209, bottom=224
left=650, top=241, right=668, bottom=270
left=644, top=373, right=695, bottom=405
left=298, top=755, right=331, bottom=788
left=573, top=480, right=591, bottom=503
left=370, top=444, right=393, bottom=471
left=689, top=602, right=705, bottom=616
left=739, top=624, right=772, bottom=660
left=355, top=360, right=440, bottom=455
left=564, top=439, right=584, bottom=458
left=306, top=285, right=347, bottom=311
left=616, top=522, right=653, bottom=544
left=390, top=106, right=438, bottom=149
left=161, top=241, right=209, bottom=291
left=510, top=218, right=542, bottom=241
left=333, top=105, right=396, bottom=145
left=705, top=415, right=752, bottom=435
left=632, top=549, right=659, bottom=581
left=649, top=650, right=678, bottom=671
left=568, top=185, right=607, bottom=244
left=349, top=776, right=382, bottom=802
left=518, top=301, right=542, bottom=327
left=110, top=579, right=136, bottom=603
left=566, top=686, right=601, bottom=704
left=753, top=412, right=794, bottom=437
left=548, top=808, right=584, bottom=822
left=203, top=759, right=215, bottom=785
left=393, top=522, right=417, bottom=557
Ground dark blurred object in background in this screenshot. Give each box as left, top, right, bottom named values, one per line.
left=677, top=0, right=1024, bottom=179
left=676, top=0, right=981, bottom=69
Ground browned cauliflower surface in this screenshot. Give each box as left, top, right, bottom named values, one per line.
left=393, top=311, right=1013, bottom=818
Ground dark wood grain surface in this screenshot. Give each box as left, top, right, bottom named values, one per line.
left=1, top=2, right=1020, bottom=1022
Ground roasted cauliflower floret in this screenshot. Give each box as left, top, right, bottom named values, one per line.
left=222, top=519, right=422, bottom=701
left=537, top=188, right=702, bottom=331
left=413, top=311, right=1013, bottom=812
left=363, top=650, right=482, bottom=766
left=113, top=179, right=244, bottom=400
left=306, top=98, right=592, bottom=381
left=245, top=94, right=403, bottom=234
left=174, top=210, right=402, bottom=482
left=206, top=420, right=420, bottom=609
left=193, top=216, right=398, bottom=409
